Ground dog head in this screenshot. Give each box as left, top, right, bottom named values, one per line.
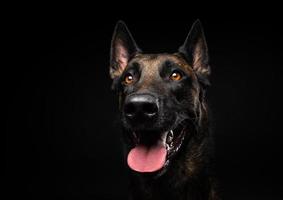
left=109, top=20, right=210, bottom=176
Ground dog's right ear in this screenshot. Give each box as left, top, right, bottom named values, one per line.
left=110, top=21, right=141, bottom=79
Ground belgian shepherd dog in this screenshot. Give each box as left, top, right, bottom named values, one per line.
left=109, top=20, right=220, bottom=200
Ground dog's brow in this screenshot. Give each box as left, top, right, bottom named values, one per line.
left=164, top=60, right=179, bottom=67
left=161, top=60, right=183, bottom=71
left=127, top=62, right=140, bottom=71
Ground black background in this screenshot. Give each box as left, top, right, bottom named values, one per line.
left=5, top=6, right=283, bottom=200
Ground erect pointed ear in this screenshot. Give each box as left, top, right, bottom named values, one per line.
left=178, top=20, right=210, bottom=77
left=110, top=21, right=141, bottom=79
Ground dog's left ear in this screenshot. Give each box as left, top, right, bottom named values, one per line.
left=178, top=20, right=210, bottom=78
left=110, top=21, right=141, bottom=79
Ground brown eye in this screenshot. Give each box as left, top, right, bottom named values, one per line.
left=170, top=71, right=182, bottom=81
left=124, top=73, right=134, bottom=85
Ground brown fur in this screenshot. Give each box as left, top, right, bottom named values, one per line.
left=109, top=20, right=220, bottom=200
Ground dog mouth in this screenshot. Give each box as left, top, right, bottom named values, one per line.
left=126, top=122, right=186, bottom=173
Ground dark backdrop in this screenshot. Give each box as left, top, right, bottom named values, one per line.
left=5, top=8, right=283, bottom=200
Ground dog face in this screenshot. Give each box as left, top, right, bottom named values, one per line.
left=110, top=20, right=210, bottom=175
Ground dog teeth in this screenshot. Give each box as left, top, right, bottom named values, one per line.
left=132, top=132, right=139, bottom=143
left=166, top=130, right=174, bottom=144
left=133, top=132, right=137, bottom=139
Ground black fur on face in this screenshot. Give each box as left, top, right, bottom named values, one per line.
left=110, top=20, right=211, bottom=176
left=113, top=55, right=197, bottom=130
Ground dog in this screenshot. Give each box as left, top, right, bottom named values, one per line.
left=109, top=20, right=220, bottom=200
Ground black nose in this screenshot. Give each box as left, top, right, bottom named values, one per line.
left=124, top=94, right=158, bottom=120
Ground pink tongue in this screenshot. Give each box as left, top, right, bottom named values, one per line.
left=127, top=143, right=167, bottom=173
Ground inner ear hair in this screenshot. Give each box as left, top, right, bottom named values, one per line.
left=178, top=20, right=210, bottom=78
left=110, top=21, right=141, bottom=79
